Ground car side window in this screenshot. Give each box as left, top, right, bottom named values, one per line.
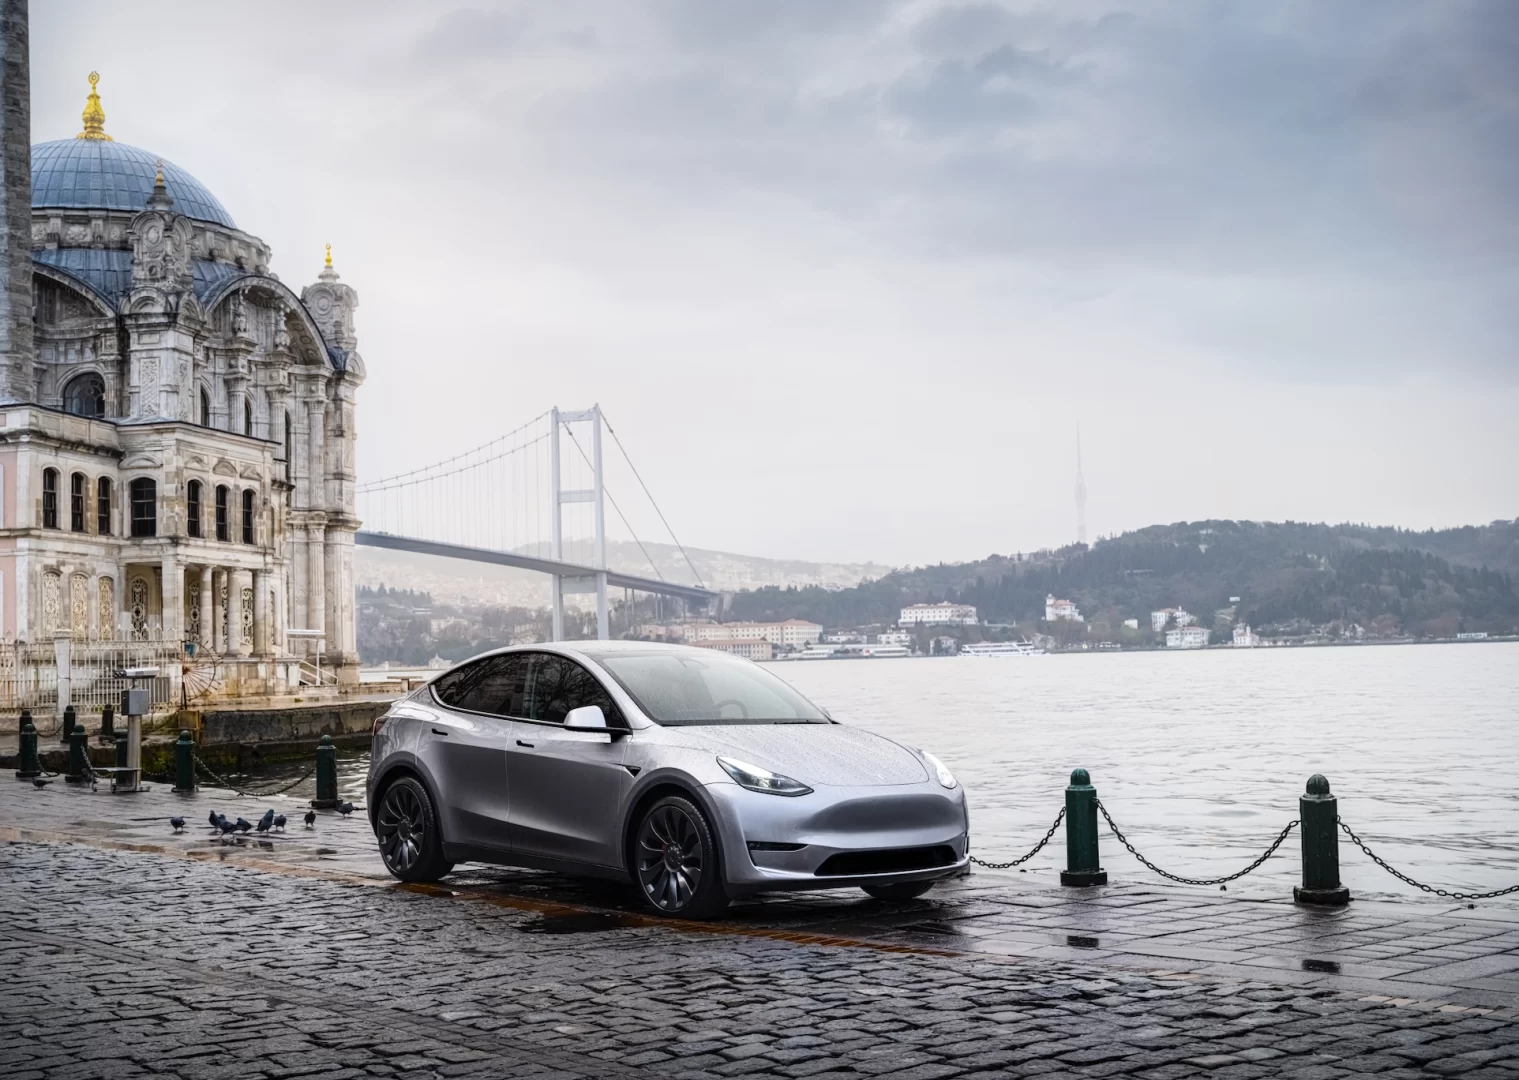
left=525, top=655, right=625, bottom=727
left=431, top=654, right=531, bottom=717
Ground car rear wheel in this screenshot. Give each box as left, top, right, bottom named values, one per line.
left=634, top=795, right=729, bottom=919
left=861, top=880, right=936, bottom=901
left=376, top=776, right=454, bottom=883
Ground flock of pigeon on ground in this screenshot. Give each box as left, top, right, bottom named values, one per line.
left=167, top=802, right=357, bottom=841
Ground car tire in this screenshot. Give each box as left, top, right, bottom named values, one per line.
left=633, top=794, right=729, bottom=919
left=375, top=775, right=454, bottom=883
left=861, top=880, right=936, bottom=901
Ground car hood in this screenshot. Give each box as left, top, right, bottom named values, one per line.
left=658, top=724, right=930, bottom=787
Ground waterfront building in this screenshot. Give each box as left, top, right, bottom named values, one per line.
left=1232, top=624, right=1259, bottom=648
left=875, top=630, right=911, bottom=647
left=1166, top=625, right=1209, bottom=649
left=900, top=602, right=977, bottom=626
left=683, top=619, right=821, bottom=647
left=1123, top=618, right=1139, bottom=630
left=1150, top=607, right=1196, bottom=632
left=1044, top=594, right=1083, bottom=622
left=691, top=638, right=773, bottom=662
left=0, top=73, right=362, bottom=690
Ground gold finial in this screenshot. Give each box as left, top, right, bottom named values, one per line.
left=76, top=71, right=113, bottom=141
left=154, top=159, right=164, bottom=186
left=325, top=243, right=332, bottom=267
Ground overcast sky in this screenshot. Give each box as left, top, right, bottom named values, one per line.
left=31, top=1, right=1519, bottom=566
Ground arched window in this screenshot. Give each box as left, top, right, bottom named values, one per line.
left=215, top=484, right=229, bottom=542
left=186, top=479, right=202, bottom=538
left=62, top=372, right=107, bottom=419
left=241, top=488, right=255, bottom=544
left=199, top=388, right=211, bottom=427
left=42, top=468, right=58, bottom=528
left=96, top=477, right=112, bottom=536
left=70, top=472, right=86, bottom=532
left=244, top=399, right=254, bottom=437
left=129, top=478, right=157, bottom=537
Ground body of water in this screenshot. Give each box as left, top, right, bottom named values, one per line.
left=248, top=642, right=1519, bottom=907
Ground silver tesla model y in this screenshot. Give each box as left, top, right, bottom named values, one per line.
left=367, top=641, right=969, bottom=917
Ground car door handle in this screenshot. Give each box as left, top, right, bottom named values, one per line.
left=516, top=739, right=534, bottom=748
left=431, top=728, right=450, bottom=737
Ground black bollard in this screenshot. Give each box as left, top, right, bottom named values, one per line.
left=1294, top=774, right=1350, bottom=905
left=19, top=708, right=31, bottom=739
left=1060, top=768, right=1108, bottom=886
left=310, top=734, right=339, bottom=809
left=115, top=729, right=128, bottom=774
left=99, top=704, right=115, bottom=743
left=61, top=704, right=76, bottom=744
left=15, top=721, right=41, bottom=779
left=172, top=730, right=196, bottom=794
left=65, top=723, right=89, bottom=784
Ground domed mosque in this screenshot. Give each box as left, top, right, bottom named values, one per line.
left=5, top=73, right=362, bottom=691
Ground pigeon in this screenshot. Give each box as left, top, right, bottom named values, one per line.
left=303, top=810, right=316, bottom=828
left=255, top=809, right=275, bottom=834
left=207, top=810, right=222, bottom=829
left=32, top=778, right=51, bottom=789
left=336, top=801, right=355, bottom=817
left=217, top=818, right=238, bottom=836
left=170, top=817, right=185, bottom=832
left=272, top=814, right=287, bottom=831
left=234, top=817, right=253, bottom=834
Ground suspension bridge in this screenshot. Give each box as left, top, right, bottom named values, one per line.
left=354, top=407, right=717, bottom=641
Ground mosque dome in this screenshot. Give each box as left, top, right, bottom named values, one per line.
left=29, top=73, right=236, bottom=228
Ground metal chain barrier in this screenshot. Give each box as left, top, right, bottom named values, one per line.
left=1337, top=818, right=1519, bottom=901
left=970, top=807, right=1066, bottom=869
left=1097, top=799, right=1299, bottom=886
left=192, top=752, right=315, bottom=798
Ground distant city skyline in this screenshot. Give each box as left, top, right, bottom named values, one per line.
left=30, top=2, right=1518, bottom=566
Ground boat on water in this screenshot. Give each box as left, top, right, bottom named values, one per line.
left=958, top=640, right=1046, bottom=657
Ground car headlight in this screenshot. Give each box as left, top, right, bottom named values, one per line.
left=921, top=750, right=957, bottom=790
left=717, top=756, right=813, bottom=797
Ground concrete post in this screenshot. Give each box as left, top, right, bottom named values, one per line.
left=53, top=628, right=71, bottom=720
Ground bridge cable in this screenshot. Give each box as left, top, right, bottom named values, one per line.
left=599, top=409, right=706, bottom=588
left=561, top=426, right=665, bottom=583
left=357, top=411, right=550, bottom=492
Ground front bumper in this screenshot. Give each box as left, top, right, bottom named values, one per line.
left=704, top=779, right=971, bottom=895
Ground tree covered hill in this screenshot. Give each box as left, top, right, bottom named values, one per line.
left=726, top=519, right=1519, bottom=639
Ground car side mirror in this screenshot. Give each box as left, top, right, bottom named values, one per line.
left=564, top=705, right=608, bottom=730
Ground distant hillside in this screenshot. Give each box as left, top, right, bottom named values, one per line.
left=726, top=519, right=1519, bottom=639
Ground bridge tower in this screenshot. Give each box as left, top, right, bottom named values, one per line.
left=549, top=406, right=610, bottom=641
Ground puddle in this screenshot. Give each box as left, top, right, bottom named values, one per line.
left=1302, top=958, right=1341, bottom=974
left=517, top=911, right=639, bottom=935
left=1066, top=935, right=1101, bottom=949
left=902, top=922, right=960, bottom=937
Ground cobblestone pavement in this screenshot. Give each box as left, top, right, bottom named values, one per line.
left=6, top=840, right=1519, bottom=1080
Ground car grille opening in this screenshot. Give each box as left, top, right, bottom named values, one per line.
left=814, top=845, right=957, bottom=877
left=747, top=841, right=806, bottom=852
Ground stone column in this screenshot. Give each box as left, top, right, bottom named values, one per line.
left=252, top=569, right=268, bottom=656
left=197, top=565, right=213, bottom=649
left=211, top=568, right=225, bottom=654
left=227, top=568, right=247, bottom=658
left=160, top=552, right=182, bottom=642
left=306, top=523, right=325, bottom=641
left=0, top=1, right=35, bottom=401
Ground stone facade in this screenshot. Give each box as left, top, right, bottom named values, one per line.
left=0, top=66, right=362, bottom=688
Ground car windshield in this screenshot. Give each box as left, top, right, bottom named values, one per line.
left=597, top=651, right=830, bottom=726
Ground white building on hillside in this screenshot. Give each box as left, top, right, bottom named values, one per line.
left=1044, top=594, right=1083, bottom=622
left=1232, top=624, right=1259, bottom=648
left=1151, top=607, right=1196, bottom=632
left=1166, top=625, right=1209, bottom=649
left=683, top=619, right=821, bottom=647
left=692, top=638, right=773, bottom=662
left=900, top=602, right=978, bottom=626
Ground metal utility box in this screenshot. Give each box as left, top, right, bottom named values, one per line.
left=120, top=687, right=150, bottom=717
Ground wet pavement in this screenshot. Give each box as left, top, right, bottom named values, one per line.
left=2, top=775, right=1519, bottom=1079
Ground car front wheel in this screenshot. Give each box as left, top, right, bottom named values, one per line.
left=861, top=880, right=936, bottom=901
left=376, top=776, right=454, bottom=883
left=634, top=795, right=729, bottom=919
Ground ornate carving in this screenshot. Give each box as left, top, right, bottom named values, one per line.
left=241, top=587, right=254, bottom=647
left=188, top=585, right=201, bottom=644
left=130, top=577, right=149, bottom=640
left=70, top=574, right=89, bottom=636
left=99, top=577, right=115, bottom=638
left=65, top=223, right=90, bottom=243
left=220, top=579, right=229, bottom=645
left=42, top=572, right=62, bottom=635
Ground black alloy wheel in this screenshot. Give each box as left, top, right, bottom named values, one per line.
left=376, top=776, right=454, bottom=883
left=861, top=880, right=937, bottom=901
left=634, top=795, right=729, bottom=918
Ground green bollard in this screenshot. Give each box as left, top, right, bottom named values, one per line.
left=65, top=723, right=89, bottom=784
left=1294, top=774, right=1350, bottom=906
left=1060, top=768, right=1108, bottom=886
left=173, top=730, right=196, bottom=794
left=99, top=704, right=115, bottom=743
left=15, top=721, right=41, bottom=780
left=310, top=734, right=338, bottom=809
left=19, top=708, right=31, bottom=739
left=61, top=704, right=76, bottom=744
